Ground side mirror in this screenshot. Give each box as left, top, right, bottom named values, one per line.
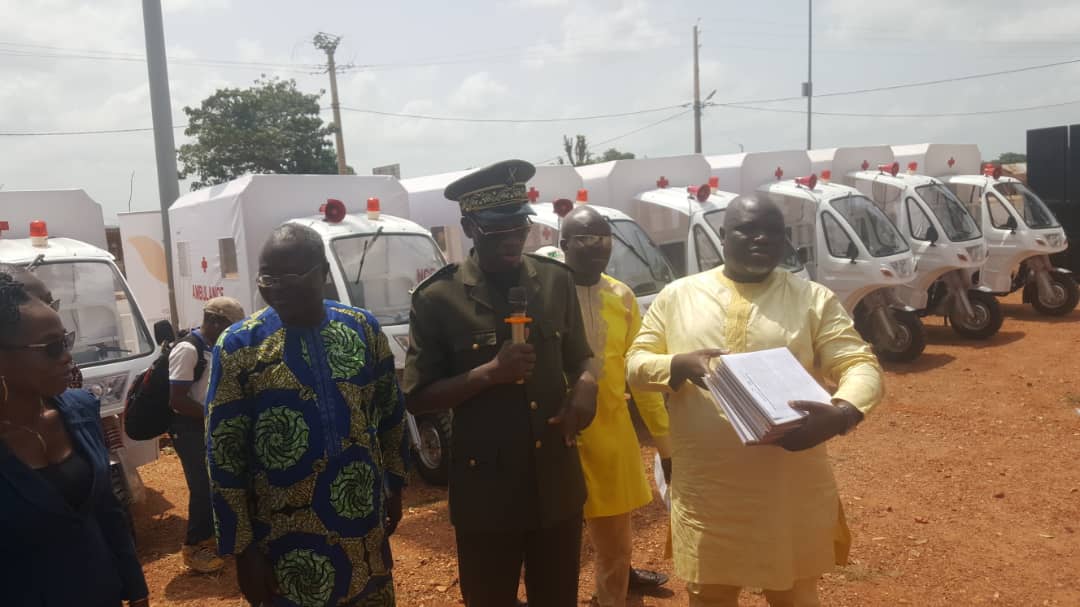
left=1005, top=215, right=1018, bottom=231
left=153, top=320, right=176, bottom=346
left=797, top=246, right=811, bottom=264
left=925, top=225, right=939, bottom=246
left=845, top=241, right=859, bottom=263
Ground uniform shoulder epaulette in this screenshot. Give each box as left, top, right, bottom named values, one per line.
left=411, top=262, right=459, bottom=294
left=525, top=251, right=572, bottom=271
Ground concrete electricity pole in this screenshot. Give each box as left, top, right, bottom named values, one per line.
left=804, top=0, right=814, bottom=150
left=314, top=32, right=348, bottom=175
left=693, top=23, right=702, bottom=154
left=141, top=0, right=180, bottom=329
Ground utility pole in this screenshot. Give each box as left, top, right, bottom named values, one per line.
left=141, top=0, right=179, bottom=329
left=314, top=32, right=348, bottom=175
left=693, top=23, right=703, bottom=154
left=804, top=0, right=814, bottom=150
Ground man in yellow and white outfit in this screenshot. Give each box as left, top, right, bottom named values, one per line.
left=550, top=204, right=673, bottom=607
left=627, top=196, right=884, bottom=607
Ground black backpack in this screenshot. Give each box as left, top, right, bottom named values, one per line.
left=123, top=332, right=207, bottom=441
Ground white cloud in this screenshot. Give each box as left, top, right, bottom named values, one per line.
left=449, top=72, right=509, bottom=110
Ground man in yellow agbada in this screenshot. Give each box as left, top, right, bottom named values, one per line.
left=554, top=205, right=674, bottom=607
left=626, top=196, right=884, bottom=607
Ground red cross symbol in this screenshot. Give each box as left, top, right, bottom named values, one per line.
left=656, top=176, right=669, bottom=188
left=947, top=157, right=956, bottom=168
left=0, top=221, right=8, bottom=234
left=201, top=257, right=208, bottom=273
left=861, top=160, right=870, bottom=171
left=774, top=167, right=784, bottom=180
left=527, top=187, right=540, bottom=203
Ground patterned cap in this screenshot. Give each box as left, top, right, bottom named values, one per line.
left=444, top=159, right=537, bottom=223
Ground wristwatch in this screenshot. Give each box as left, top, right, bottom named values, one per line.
left=835, top=402, right=863, bottom=436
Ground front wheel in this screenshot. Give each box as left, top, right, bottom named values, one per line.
left=413, top=412, right=451, bottom=486
left=1028, top=271, right=1080, bottom=316
left=868, top=309, right=926, bottom=363
left=950, top=291, right=1004, bottom=339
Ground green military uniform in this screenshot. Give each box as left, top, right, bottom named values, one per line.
left=402, top=159, right=594, bottom=606
left=403, top=251, right=591, bottom=530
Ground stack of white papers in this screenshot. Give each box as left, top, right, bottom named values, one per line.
left=702, top=347, right=833, bottom=445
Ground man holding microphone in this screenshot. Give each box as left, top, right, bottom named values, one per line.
left=404, top=159, right=598, bottom=607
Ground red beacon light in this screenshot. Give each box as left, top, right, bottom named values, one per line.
left=982, top=164, right=1002, bottom=180
left=692, top=183, right=711, bottom=202
left=820, top=170, right=832, bottom=183
left=320, top=199, right=346, bottom=224
left=879, top=162, right=900, bottom=177
left=29, top=220, right=48, bottom=247
left=795, top=174, right=818, bottom=190
left=553, top=198, right=574, bottom=218
left=907, top=161, right=919, bottom=174
left=576, top=189, right=589, bottom=204
left=708, top=176, right=720, bottom=189
left=366, top=197, right=381, bottom=221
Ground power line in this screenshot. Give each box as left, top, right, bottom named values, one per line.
left=534, top=108, right=694, bottom=165
left=0, top=124, right=187, bottom=136
left=713, top=98, right=1080, bottom=118
left=338, top=104, right=688, bottom=123
left=724, top=56, right=1080, bottom=106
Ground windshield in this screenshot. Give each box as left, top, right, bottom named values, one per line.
left=703, top=210, right=804, bottom=273
left=608, top=219, right=675, bottom=297
left=993, top=182, right=1060, bottom=229
left=829, top=195, right=910, bottom=257
left=331, top=233, right=445, bottom=326
left=34, top=260, right=154, bottom=367
left=914, top=183, right=982, bottom=242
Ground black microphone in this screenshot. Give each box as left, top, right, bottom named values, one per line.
left=506, top=286, right=531, bottom=384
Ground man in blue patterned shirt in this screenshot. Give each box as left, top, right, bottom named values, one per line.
left=207, top=224, right=408, bottom=607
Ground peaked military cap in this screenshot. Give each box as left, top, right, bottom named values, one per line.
left=444, top=159, right=537, bottom=224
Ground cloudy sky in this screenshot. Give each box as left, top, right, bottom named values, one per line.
left=2, top=0, right=1080, bottom=221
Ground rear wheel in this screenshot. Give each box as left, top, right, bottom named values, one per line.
left=1028, top=271, right=1080, bottom=316
left=869, top=309, right=926, bottom=363
left=950, top=291, right=1004, bottom=339
left=413, top=412, right=451, bottom=486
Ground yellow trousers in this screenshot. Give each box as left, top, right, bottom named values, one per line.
left=586, top=513, right=633, bottom=607
left=686, top=578, right=820, bottom=607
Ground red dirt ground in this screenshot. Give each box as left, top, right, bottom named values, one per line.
left=133, top=293, right=1080, bottom=606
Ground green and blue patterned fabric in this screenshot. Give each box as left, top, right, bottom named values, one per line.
left=206, top=300, right=407, bottom=607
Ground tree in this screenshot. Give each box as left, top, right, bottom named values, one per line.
left=996, top=152, right=1027, bottom=164
left=178, top=77, right=338, bottom=190
left=558, top=134, right=635, bottom=166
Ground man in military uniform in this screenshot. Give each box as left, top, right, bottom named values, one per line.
left=404, top=159, right=599, bottom=607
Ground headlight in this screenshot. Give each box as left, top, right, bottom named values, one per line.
left=393, top=334, right=410, bottom=352
left=84, top=372, right=130, bottom=406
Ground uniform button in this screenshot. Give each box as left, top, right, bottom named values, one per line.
left=472, top=343, right=480, bottom=351
left=535, top=440, right=542, bottom=449
left=468, top=458, right=477, bottom=468
left=529, top=401, right=538, bottom=410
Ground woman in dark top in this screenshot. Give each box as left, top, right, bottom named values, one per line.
left=0, top=272, right=150, bottom=607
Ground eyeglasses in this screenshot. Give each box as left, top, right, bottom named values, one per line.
left=568, top=234, right=613, bottom=247
left=471, top=217, right=532, bottom=238
left=0, top=330, right=77, bottom=359
left=256, top=264, right=322, bottom=289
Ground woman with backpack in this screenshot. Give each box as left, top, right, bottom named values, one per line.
left=0, top=271, right=149, bottom=606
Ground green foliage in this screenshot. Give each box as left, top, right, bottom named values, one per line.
left=559, top=134, right=634, bottom=166
left=996, top=152, right=1027, bottom=164
left=178, top=77, right=338, bottom=190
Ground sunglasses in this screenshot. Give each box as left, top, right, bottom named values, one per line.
left=471, top=217, right=532, bottom=238
left=568, top=234, right=613, bottom=247
left=256, top=264, right=322, bottom=289
left=0, top=329, right=77, bottom=359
